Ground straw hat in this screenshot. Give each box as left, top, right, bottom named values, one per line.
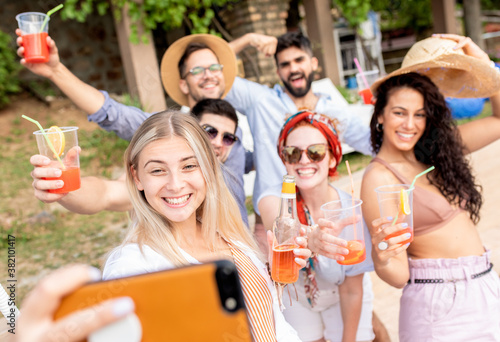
left=371, top=37, right=500, bottom=98
left=160, top=34, right=237, bottom=107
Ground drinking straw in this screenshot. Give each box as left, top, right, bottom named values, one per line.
left=391, top=165, right=435, bottom=225
left=410, top=166, right=435, bottom=190
left=39, top=4, right=64, bottom=33
left=22, top=115, right=65, bottom=169
left=345, top=160, right=357, bottom=240
left=353, top=57, right=370, bottom=90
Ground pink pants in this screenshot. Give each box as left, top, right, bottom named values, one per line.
left=399, top=251, right=500, bottom=342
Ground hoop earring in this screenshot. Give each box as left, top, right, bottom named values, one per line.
left=376, top=123, right=383, bottom=132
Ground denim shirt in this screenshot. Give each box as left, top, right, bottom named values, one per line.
left=87, top=91, right=249, bottom=227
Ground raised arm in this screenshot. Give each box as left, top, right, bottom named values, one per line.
left=30, top=154, right=132, bottom=214
left=16, top=30, right=105, bottom=115
left=229, top=33, right=277, bottom=57
left=436, top=34, right=500, bottom=153
left=360, top=164, right=410, bottom=288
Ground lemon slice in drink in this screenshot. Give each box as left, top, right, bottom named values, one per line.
left=47, top=126, right=65, bottom=157
left=400, top=189, right=411, bottom=215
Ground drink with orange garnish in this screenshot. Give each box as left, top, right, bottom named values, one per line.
left=271, top=175, right=301, bottom=284
left=321, top=198, right=366, bottom=265
left=34, top=126, right=81, bottom=193
left=375, top=184, right=414, bottom=245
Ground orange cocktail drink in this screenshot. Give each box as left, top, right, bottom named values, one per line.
left=271, top=243, right=299, bottom=284
left=384, top=227, right=413, bottom=245
left=338, top=240, right=366, bottom=265
left=44, top=167, right=81, bottom=193
left=34, top=126, right=81, bottom=193
left=375, top=184, right=414, bottom=245
left=321, top=198, right=366, bottom=265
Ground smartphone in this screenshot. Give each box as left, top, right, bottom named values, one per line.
left=54, top=260, right=251, bottom=341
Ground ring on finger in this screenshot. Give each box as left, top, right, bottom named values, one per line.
left=378, top=241, right=389, bottom=251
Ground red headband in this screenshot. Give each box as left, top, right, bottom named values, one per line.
left=277, top=110, right=342, bottom=177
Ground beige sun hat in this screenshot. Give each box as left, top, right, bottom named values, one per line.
left=160, top=34, right=237, bottom=107
left=371, top=37, right=500, bottom=98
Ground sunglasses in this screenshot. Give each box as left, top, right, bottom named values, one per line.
left=281, top=144, right=329, bottom=164
left=202, top=124, right=238, bottom=146
left=183, top=64, right=223, bottom=78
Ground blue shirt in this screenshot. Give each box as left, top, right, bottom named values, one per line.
left=225, top=77, right=372, bottom=214
left=87, top=91, right=249, bottom=226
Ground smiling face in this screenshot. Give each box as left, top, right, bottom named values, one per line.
left=276, top=46, right=318, bottom=98
left=179, top=49, right=226, bottom=107
left=131, top=136, right=207, bottom=225
left=198, top=113, right=236, bottom=163
left=283, top=125, right=335, bottom=191
left=378, top=87, right=427, bottom=153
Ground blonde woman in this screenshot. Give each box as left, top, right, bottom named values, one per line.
left=103, top=111, right=309, bottom=341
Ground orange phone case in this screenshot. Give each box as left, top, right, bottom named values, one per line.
left=54, top=260, right=251, bottom=341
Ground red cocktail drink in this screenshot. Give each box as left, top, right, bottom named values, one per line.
left=358, top=88, right=373, bottom=104
left=23, top=32, right=49, bottom=63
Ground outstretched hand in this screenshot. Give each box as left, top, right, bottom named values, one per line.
left=433, top=33, right=491, bottom=63
left=266, top=229, right=311, bottom=269
left=29, top=147, right=80, bottom=203
left=370, top=217, right=410, bottom=266
left=16, top=29, right=61, bottom=78
left=16, top=264, right=135, bottom=342
left=307, top=218, right=350, bottom=261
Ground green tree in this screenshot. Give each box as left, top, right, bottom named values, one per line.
left=0, top=30, right=21, bottom=108
left=61, top=0, right=237, bottom=44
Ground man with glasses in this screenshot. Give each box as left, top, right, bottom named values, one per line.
left=22, top=34, right=252, bottom=226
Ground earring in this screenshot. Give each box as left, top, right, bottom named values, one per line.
left=376, top=123, right=383, bottom=132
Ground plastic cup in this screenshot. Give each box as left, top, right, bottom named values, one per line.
left=358, top=88, right=373, bottom=104
left=321, top=199, right=366, bottom=265
left=375, top=184, right=414, bottom=245
left=16, top=12, right=50, bottom=63
left=33, top=127, right=81, bottom=193
left=356, top=69, right=379, bottom=105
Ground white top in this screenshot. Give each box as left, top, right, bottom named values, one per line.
left=103, top=243, right=300, bottom=342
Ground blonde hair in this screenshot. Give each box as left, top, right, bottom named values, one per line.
left=123, top=111, right=259, bottom=266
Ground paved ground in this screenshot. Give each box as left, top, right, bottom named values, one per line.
left=332, top=139, right=500, bottom=341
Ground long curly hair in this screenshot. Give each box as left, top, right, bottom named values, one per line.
left=370, top=73, right=482, bottom=223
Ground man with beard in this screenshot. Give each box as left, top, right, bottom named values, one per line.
left=226, top=32, right=371, bottom=240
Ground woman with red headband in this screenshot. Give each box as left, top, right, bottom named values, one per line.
left=262, top=110, right=376, bottom=342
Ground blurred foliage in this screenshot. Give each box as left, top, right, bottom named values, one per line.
left=61, top=0, right=237, bottom=44
left=0, top=29, right=22, bottom=108
left=333, top=0, right=433, bottom=33
left=334, top=0, right=499, bottom=34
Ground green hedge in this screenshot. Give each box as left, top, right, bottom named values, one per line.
left=0, top=30, right=21, bottom=108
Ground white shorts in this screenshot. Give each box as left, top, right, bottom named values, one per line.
left=283, top=273, right=375, bottom=342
